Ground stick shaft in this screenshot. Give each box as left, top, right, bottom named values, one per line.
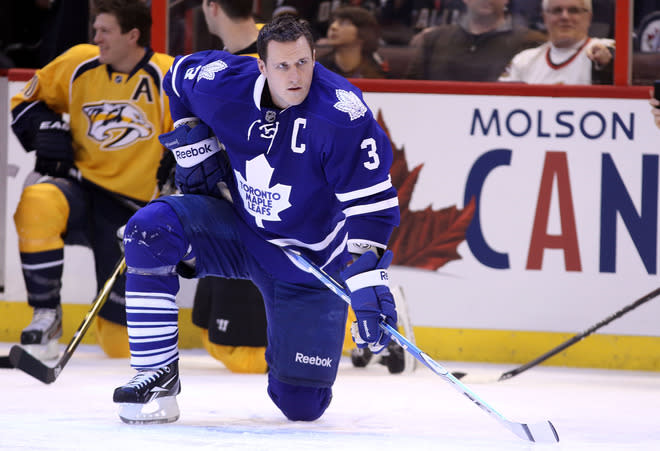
left=283, top=248, right=559, bottom=443
left=499, top=286, right=660, bottom=380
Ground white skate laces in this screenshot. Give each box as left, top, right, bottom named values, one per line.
left=114, top=362, right=181, bottom=424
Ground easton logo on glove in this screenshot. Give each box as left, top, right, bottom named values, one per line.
left=39, top=120, right=70, bottom=131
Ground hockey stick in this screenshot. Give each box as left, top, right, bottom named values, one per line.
left=283, top=248, right=559, bottom=443
left=0, top=356, right=12, bottom=368
left=9, top=257, right=126, bottom=384
left=453, top=286, right=660, bottom=383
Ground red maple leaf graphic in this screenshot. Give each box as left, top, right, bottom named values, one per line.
left=376, top=111, right=476, bottom=270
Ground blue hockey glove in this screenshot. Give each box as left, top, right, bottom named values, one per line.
left=341, top=250, right=397, bottom=353
left=158, top=122, right=232, bottom=198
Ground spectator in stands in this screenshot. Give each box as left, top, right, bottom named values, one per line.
left=405, top=0, right=546, bottom=81
left=498, top=0, right=614, bottom=84
left=317, top=6, right=387, bottom=79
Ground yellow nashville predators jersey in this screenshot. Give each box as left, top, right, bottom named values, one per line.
left=11, top=44, right=174, bottom=202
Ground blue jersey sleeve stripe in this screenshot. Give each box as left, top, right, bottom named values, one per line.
left=335, top=176, right=392, bottom=202
left=268, top=219, right=346, bottom=251
left=342, top=197, right=399, bottom=218
left=170, top=54, right=192, bottom=98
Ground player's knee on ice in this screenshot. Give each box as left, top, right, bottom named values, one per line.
left=267, top=374, right=332, bottom=421
left=123, top=202, right=189, bottom=268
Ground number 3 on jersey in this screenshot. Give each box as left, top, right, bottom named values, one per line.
left=362, top=138, right=379, bottom=170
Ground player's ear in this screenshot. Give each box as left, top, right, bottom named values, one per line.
left=257, top=58, right=266, bottom=76
left=127, top=28, right=140, bottom=46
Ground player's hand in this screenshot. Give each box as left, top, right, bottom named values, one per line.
left=158, top=123, right=231, bottom=198
left=33, top=117, right=76, bottom=178
left=341, top=250, right=397, bottom=353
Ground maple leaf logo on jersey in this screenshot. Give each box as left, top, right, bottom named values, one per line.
left=82, top=101, right=152, bottom=150
left=197, top=60, right=228, bottom=82
left=235, top=154, right=292, bottom=228
left=333, top=89, right=367, bottom=121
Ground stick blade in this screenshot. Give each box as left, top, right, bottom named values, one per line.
left=0, top=355, right=14, bottom=368
left=9, top=345, right=57, bottom=384
left=508, top=420, right=560, bottom=443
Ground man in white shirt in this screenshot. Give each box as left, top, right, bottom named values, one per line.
left=499, top=0, right=614, bottom=84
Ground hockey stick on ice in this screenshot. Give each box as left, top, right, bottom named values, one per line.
left=283, top=247, right=559, bottom=443
left=453, top=286, right=660, bottom=383
left=9, top=257, right=126, bottom=384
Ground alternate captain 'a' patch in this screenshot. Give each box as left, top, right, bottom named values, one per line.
left=333, top=89, right=367, bottom=121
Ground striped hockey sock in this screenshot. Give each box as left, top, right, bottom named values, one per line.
left=126, top=274, right=179, bottom=369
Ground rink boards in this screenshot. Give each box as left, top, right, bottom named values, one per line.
left=2, top=72, right=660, bottom=370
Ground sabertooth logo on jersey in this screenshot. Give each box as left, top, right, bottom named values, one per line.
left=333, top=89, right=367, bottom=121
left=235, top=154, right=291, bottom=228
left=82, top=102, right=153, bottom=150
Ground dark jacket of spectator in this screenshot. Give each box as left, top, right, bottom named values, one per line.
left=406, top=15, right=547, bottom=81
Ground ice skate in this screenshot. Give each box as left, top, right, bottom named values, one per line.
left=350, top=347, right=372, bottom=367
left=20, top=306, right=62, bottom=360
left=379, top=341, right=405, bottom=374
left=113, top=361, right=181, bottom=424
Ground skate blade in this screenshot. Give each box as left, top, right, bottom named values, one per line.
left=118, top=396, right=180, bottom=424
left=22, top=342, right=60, bottom=361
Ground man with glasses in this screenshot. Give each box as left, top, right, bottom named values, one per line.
left=499, top=0, right=614, bottom=84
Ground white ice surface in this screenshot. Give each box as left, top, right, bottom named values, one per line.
left=1, top=343, right=659, bottom=450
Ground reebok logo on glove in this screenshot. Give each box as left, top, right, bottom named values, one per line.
left=361, top=320, right=372, bottom=339
left=171, top=136, right=221, bottom=168
left=295, top=352, right=332, bottom=367
left=175, top=143, right=213, bottom=159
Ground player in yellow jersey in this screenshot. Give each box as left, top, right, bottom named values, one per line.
left=10, top=0, right=174, bottom=360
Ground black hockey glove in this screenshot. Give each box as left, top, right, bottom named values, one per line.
left=33, top=118, right=75, bottom=178
left=11, top=102, right=76, bottom=178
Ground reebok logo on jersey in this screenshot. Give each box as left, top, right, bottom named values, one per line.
left=380, top=270, right=388, bottom=281
left=295, top=352, right=333, bottom=368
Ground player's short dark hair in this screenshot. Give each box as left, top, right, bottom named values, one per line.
left=206, top=0, right=253, bottom=19
left=92, top=0, right=152, bottom=47
left=257, top=14, right=315, bottom=62
left=331, top=6, right=380, bottom=54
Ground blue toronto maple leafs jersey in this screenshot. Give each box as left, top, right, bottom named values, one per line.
left=164, top=50, right=400, bottom=275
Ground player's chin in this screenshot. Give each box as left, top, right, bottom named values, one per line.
left=284, top=90, right=306, bottom=106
